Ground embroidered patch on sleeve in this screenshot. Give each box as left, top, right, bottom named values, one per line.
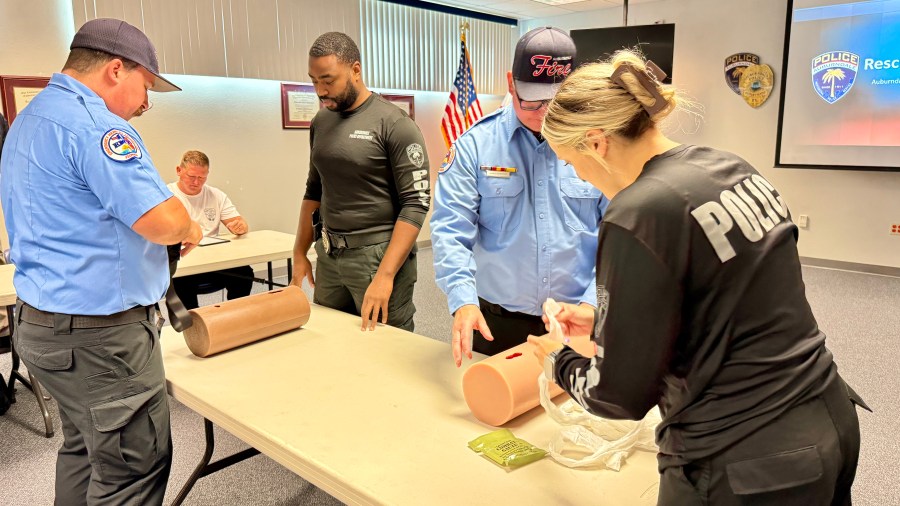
left=101, top=129, right=143, bottom=162
left=438, top=146, right=456, bottom=174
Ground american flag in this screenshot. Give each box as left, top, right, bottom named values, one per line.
left=441, top=34, right=483, bottom=148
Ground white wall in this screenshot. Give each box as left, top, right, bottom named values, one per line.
left=136, top=79, right=502, bottom=237
left=524, top=0, right=900, bottom=269
left=0, top=0, right=503, bottom=246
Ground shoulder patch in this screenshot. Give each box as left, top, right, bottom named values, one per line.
left=406, top=143, right=425, bottom=168
left=438, top=146, right=456, bottom=174
left=101, top=129, right=142, bottom=162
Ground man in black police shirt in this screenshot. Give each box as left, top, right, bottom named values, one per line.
left=290, top=32, right=430, bottom=332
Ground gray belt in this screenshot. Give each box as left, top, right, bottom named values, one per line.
left=323, top=228, right=393, bottom=252
left=18, top=300, right=154, bottom=329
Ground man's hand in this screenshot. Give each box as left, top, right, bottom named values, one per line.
left=451, top=304, right=494, bottom=367
left=290, top=255, right=315, bottom=289
left=224, top=217, right=249, bottom=235
left=180, top=221, right=203, bottom=257
left=360, top=272, right=393, bottom=331
left=542, top=302, right=595, bottom=337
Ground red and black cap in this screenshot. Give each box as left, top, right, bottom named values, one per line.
left=512, top=27, right=576, bottom=102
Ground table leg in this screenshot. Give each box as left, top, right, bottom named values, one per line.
left=6, top=304, right=55, bottom=438
left=267, top=262, right=274, bottom=290
left=287, top=258, right=293, bottom=283
left=29, top=372, right=54, bottom=437
left=6, top=306, right=16, bottom=396
left=172, top=418, right=261, bottom=506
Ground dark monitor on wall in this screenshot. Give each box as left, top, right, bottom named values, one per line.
left=571, top=24, right=675, bottom=83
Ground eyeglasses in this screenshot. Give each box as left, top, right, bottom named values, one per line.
left=514, top=90, right=550, bottom=111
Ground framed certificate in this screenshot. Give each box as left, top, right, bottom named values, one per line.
left=382, top=94, right=415, bottom=120
left=281, top=83, right=320, bottom=129
left=1, top=75, right=51, bottom=124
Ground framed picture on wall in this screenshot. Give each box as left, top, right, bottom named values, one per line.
left=281, top=83, right=320, bottom=129
left=382, top=94, right=415, bottom=120
left=0, top=75, right=51, bottom=124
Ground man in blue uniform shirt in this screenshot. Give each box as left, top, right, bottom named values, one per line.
left=0, top=19, right=202, bottom=504
left=431, top=27, right=607, bottom=367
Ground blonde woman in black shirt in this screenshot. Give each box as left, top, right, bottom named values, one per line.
left=530, top=50, right=866, bottom=505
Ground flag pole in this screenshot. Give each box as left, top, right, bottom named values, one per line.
left=460, top=21, right=472, bottom=129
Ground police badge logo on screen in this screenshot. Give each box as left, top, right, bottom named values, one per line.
left=812, top=51, right=859, bottom=104
left=101, top=129, right=142, bottom=162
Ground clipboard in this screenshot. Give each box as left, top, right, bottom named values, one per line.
left=199, top=236, right=230, bottom=247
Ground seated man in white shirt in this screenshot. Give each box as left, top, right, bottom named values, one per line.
left=169, top=150, right=253, bottom=309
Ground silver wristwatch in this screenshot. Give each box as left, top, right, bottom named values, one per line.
left=543, top=349, right=561, bottom=382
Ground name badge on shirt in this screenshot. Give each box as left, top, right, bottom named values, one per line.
left=481, top=165, right=517, bottom=178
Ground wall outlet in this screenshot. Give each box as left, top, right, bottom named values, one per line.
left=797, top=214, right=809, bottom=229
left=891, top=224, right=900, bottom=236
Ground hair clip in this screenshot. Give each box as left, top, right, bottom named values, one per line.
left=610, top=60, right=668, bottom=116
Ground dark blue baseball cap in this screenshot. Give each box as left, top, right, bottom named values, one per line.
left=71, top=18, right=181, bottom=92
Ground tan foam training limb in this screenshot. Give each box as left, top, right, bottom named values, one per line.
left=183, top=285, right=311, bottom=357
left=462, top=337, right=595, bottom=426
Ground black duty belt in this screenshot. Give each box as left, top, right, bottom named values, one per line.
left=322, top=228, right=393, bottom=254
left=478, top=298, right=543, bottom=321
left=18, top=300, right=155, bottom=329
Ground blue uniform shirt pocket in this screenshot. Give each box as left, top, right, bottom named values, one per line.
left=560, top=177, right=602, bottom=232
left=477, top=176, right=525, bottom=233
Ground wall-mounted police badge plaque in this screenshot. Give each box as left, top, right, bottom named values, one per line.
left=812, top=51, right=859, bottom=104
left=739, top=64, right=774, bottom=108
left=724, top=53, right=760, bottom=95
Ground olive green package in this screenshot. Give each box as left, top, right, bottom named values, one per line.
left=468, top=429, right=547, bottom=468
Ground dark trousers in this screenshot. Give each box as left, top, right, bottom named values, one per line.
left=472, top=298, right=547, bottom=356
left=313, top=239, right=417, bottom=331
left=173, top=265, right=254, bottom=310
left=13, top=304, right=172, bottom=505
left=657, top=375, right=862, bottom=506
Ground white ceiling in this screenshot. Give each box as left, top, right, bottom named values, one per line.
left=428, top=0, right=657, bottom=21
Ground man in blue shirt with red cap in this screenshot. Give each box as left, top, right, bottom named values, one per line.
left=431, top=27, right=607, bottom=367
left=1, top=18, right=201, bottom=504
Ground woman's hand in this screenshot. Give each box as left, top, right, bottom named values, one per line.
left=528, top=335, right=564, bottom=366
left=542, top=302, right=595, bottom=337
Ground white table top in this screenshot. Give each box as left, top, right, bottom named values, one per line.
left=174, top=229, right=295, bottom=278
left=0, top=263, right=15, bottom=307
left=161, top=304, right=660, bottom=506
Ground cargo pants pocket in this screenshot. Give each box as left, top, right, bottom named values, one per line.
left=89, top=386, right=165, bottom=481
